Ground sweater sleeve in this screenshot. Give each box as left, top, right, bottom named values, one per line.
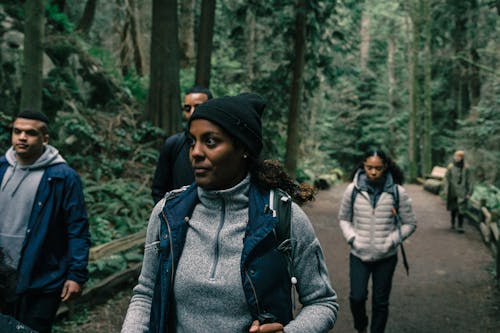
left=121, top=201, right=164, bottom=333
left=284, top=203, right=338, bottom=333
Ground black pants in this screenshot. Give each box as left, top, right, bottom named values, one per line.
left=450, top=209, right=464, bottom=228
left=4, top=292, right=61, bottom=333
left=349, top=253, right=398, bottom=333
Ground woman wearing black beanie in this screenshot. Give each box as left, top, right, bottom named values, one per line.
left=122, top=93, right=338, bottom=333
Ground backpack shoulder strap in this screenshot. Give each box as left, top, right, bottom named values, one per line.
left=393, top=184, right=400, bottom=213
left=350, top=186, right=359, bottom=221
left=270, top=188, right=292, bottom=246
left=269, top=188, right=297, bottom=306
left=391, top=184, right=409, bottom=275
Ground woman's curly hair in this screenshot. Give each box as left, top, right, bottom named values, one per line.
left=250, top=159, right=316, bottom=205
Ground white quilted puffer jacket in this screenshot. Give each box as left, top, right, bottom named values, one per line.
left=338, top=171, right=417, bottom=262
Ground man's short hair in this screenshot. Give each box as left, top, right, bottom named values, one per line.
left=185, top=86, right=213, bottom=100
left=14, top=110, right=49, bottom=134
left=15, top=110, right=49, bottom=124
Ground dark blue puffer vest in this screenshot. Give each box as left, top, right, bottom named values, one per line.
left=149, top=183, right=292, bottom=332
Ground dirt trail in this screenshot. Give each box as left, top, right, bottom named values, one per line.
left=307, top=183, right=500, bottom=333
left=55, top=184, right=500, bottom=333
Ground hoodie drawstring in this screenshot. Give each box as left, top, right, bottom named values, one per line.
left=1, top=162, right=35, bottom=197
left=1, top=162, right=17, bottom=193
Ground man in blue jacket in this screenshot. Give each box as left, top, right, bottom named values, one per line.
left=0, top=110, right=90, bottom=333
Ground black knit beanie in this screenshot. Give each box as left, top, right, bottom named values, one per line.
left=189, top=93, right=266, bottom=157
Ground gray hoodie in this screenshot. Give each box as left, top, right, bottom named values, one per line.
left=0, top=145, right=66, bottom=269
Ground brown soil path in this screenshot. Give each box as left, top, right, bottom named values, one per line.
left=306, top=183, right=500, bottom=333
left=55, top=183, right=500, bottom=332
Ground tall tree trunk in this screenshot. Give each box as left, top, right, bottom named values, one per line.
left=284, top=0, right=307, bottom=178
left=195, top=0, right=215, bottom=88
left=450, top=0, right=469, bottom=120
left=407, top=1, right=421, bottom=181
left=20, top=0, right=45, bottom=113
left=128, top=0, right=144, bottom=76
left=76, top=0, right=98, bottom=35
left=179, top=0, right=196, bottom=68
left=147, top=0, right=181, bottom=134
left=468, top=0, right=480, bottom=107
left=422, top=0, right=432, bottom=175
left=387, top=22, right=396, bottom=156
left=359, top=3, right=371, bottom=71
left=246, top=7, right=256, bottom=82
left=119, top=17, right=131, bottom=76
left=119, top=0, right=144, bottom=77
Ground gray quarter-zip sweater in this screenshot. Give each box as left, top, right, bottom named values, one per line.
left=173, top=176, right=251, bottom=332
left=121, top=175, right=338, bottom=333
left=0, top=145, right=65, bottom=268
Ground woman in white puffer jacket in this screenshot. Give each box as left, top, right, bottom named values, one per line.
left=338, top=149, right=416, bottom=333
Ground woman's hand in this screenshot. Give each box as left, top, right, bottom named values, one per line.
left=249, top=320, right=284, bottom=333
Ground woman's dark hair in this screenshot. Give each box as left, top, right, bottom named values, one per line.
left=250, top=159, right=316, bottom=205
left=351, top=149, right=405, bottom=185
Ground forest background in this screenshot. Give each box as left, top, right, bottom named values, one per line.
left=0, top=0, right=499, bottom=299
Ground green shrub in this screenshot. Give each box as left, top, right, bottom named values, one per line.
left=470, top=184, right=500, bottom=219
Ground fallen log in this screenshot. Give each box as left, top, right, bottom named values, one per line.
left=57, top=262, right=142, bottom=318
left=89, top=230, right=146, bottom=261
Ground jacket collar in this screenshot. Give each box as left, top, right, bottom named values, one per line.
left=354, top=168, right=396, bottom=194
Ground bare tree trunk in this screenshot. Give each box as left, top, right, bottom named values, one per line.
left=284, top=0, right=307, bottom=178
left=407, top=1, right=421, bottom=181
left=20, top=0, right=45, bottom=113
left=119, top=17, right=131, bottom=76
left=76, top=0, right=98, bottom=35
left=468, top=0, right=480, bottom=107
left=195, top=0, right=215, bottom=88
left=147, top=0, right=181, bottom=134
left=387, top=23, right=396, bottom=157
left=360, top=3, right=371, bottom=71
left=246, top=7, right=256, bottom=82
left=179, top=0, right=196, bottom=67
left=119, top=0, right=144, bottom=77
left=128, top=0, right=144, bottom=76
left=422, top=0, right=432, bottom=175
left=450, top=0, right=469, bottom=120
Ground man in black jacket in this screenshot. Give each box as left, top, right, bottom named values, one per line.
left=151, top=86, right=213, bottom=203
